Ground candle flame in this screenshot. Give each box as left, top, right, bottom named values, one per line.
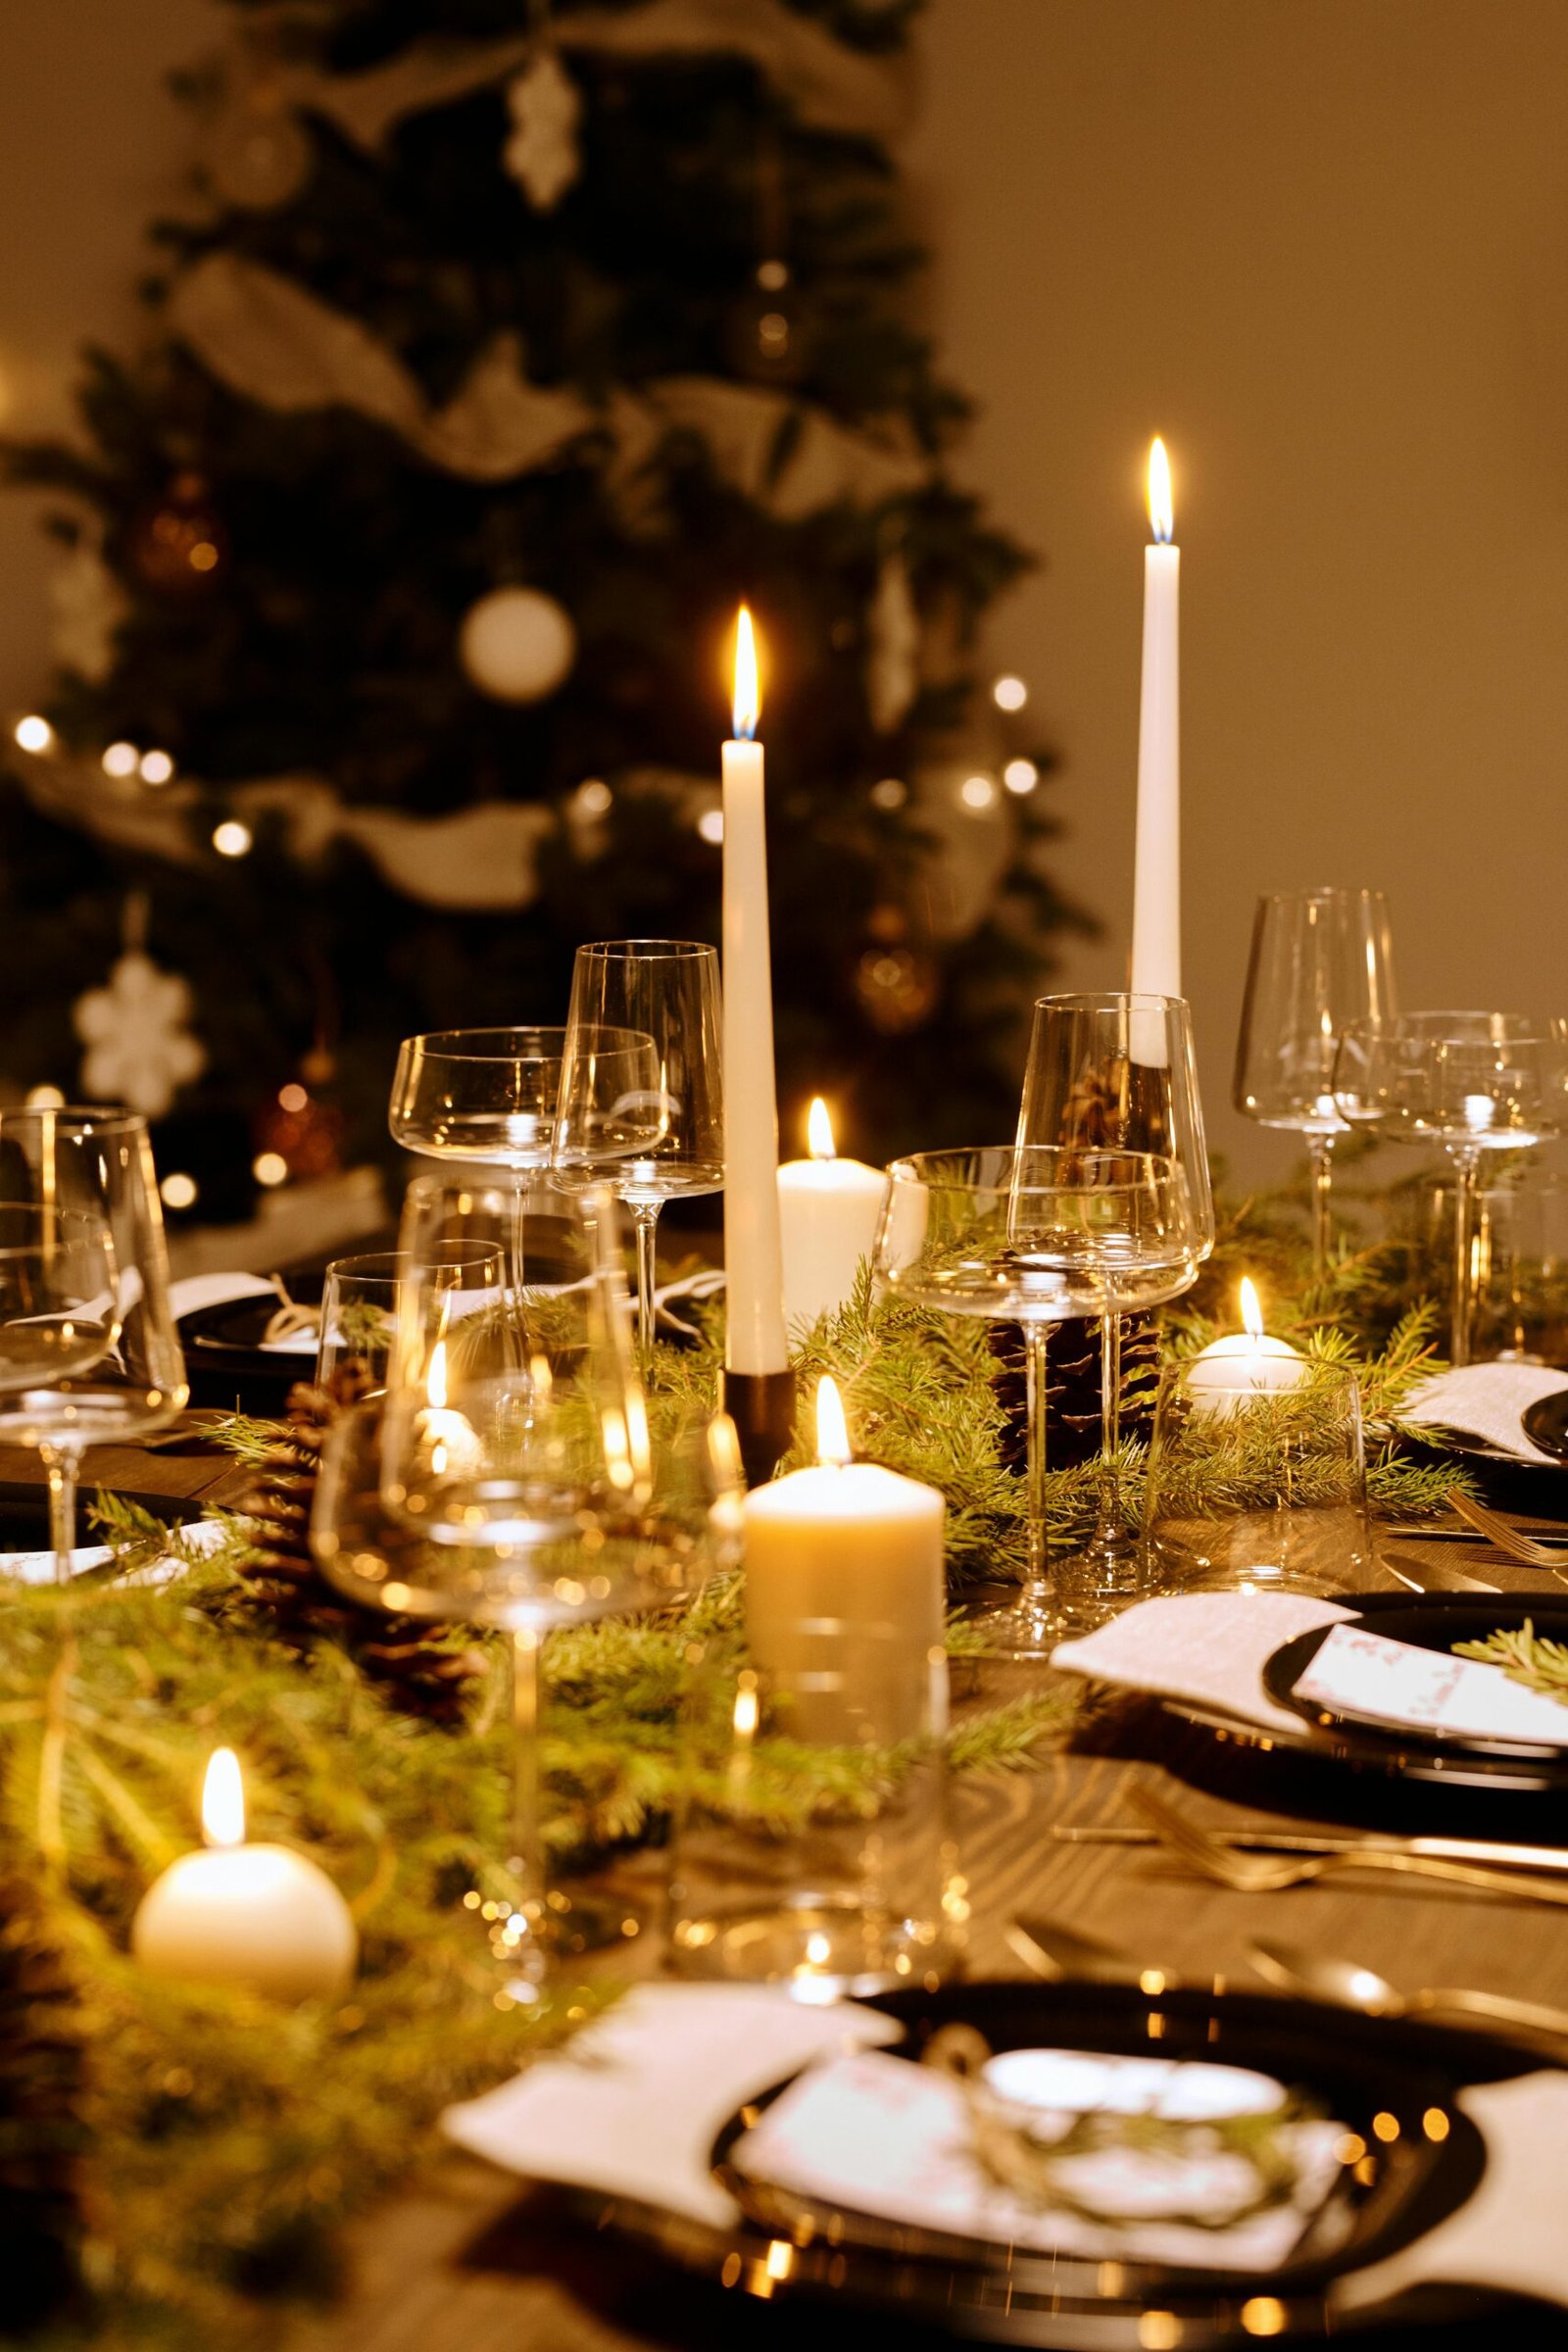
left=815, top=1374, right=851, bottom=1467
left=807, top=1097, right=836, bottom=1160
left=202, top=1747, right=245, bottom=1849
left=1239, top=1277, right=1264, bottom=1342
left=426, top=1340, right=449, bottom=1411
left=731, top=605, right=760, bottom=740
left=1148, top=437, right=1174, bottom=544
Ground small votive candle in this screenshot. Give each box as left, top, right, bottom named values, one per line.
left=1185, top=1278, right=1308, bottom=1416
left=132, top=1748, right=358, bottom=2002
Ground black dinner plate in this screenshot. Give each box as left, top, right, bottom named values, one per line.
left=177, top=1291, right=319, bottom=1413
left=592, top=1976, right=1536, bottom=2346
left=1403, top=1424, right=1568, bottom=1519
left=1261, top=1597, right=1568, bottom=1778
left=1522, top=1389, right=1568, bottom=1462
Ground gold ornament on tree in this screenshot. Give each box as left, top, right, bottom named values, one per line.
left=458, top=584, right=576, bottom=702
left=126, top=474, right=226, bottom=596
left=852, top=904, right=939, bottom=1035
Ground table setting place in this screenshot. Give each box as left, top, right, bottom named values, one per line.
left=11, top=595, right=1568, bottom=2352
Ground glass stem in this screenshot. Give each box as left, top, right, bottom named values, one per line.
left=509, top=1625, right=546, bottom=1920
left=630, top=1202, right=661, bottom=1372
left=1088, top=1310, right=1125, bottom=1550
left=508, top=1178, right=529, bottom=1359
left=1022, top=1321, right=1053, bottom=1595
left=1308, top=1136, right=1335, bottom=1279
left=1451, top=1154, right=1479, bottom=1368
left=41, top=1446, right=79, bottom=1586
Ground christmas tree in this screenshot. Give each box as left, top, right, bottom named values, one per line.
left=1, top=0, right=1086, bottom=1209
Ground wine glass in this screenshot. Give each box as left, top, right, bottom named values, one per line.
left=1017, top=994, right=1214, bottom=1599
left=389, top=1027, right=571, bottom=1172
left=1333, top=1012, right=1568, bottom=1365
left=0, top=1109, right=186, bottom=1580
left=1233, top=889, right=1397, bottom=1271
left=317, top=1244, right=509, bottom=1395
left=873, top=1147, right=1200, bottom=1657
left=554, top=942, right=724, bottom=1366
left=313, top=1180, right=742, bottom=1984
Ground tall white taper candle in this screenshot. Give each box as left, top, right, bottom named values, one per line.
left=1130, top=436, right=1181, bottom=1003
left=721, top=607, right=790, bottom=1375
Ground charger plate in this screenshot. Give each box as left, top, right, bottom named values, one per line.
left=586, top=1976, right=1540, bottom=2346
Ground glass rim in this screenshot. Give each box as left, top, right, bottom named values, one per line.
left=0, top=1103, right=149, bottom=1137
left=1253, top=885, right=1391, bottom=907
left=1339, top=1010, right=1560, bottom=1041
left=395, top=1026, right=570, bottom=1063
left=1029, top=990, right=1190, bottom=1015
left=573, top=939, right=717, bottom=962
left=887, top=1145, right=1189, bottom=1195
left=322, top=1246, right=506, bottom=1286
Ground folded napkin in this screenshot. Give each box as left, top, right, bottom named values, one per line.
left=1336, top=2072, right=1568, bottom=2315
left=441, top=1982, right=903, bottom=2227
left=1403, top=1362, right=1568, bottom=1468
left=1051, top=1592, right=1354, bottom=1738
left=171, top=1271, right=320, bottom=1355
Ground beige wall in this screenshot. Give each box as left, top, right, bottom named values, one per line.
left=2, top=3, right=1566, bottom=1178
left=909, top=0, right=1568, bottom=1178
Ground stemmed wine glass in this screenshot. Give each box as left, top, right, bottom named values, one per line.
left=0, top=1109, right=186, bottom=1580
left=1017, top=994, right=1214, bottom=1599
left=388, top=1023, right=654, bottom=1317
left=1234, top=889, right=1397, bottom=1272
left=1334, top=1012, right=1568, bottom=1365
left=554, top=942, right=724, bottom=1366
left=312, top=1179, right=742, bottom=1984
left=873, top=1146, right=1200, bottom=1657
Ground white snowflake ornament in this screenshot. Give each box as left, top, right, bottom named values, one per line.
left=866, top=550, right=919, bottom=734
left=74, top=951, right=207, bottom=1118
left=503, top=50, right=582, bottom=211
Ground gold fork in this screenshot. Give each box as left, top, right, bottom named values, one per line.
left=1127, top=1786, right=1568, bottom=1906
left=1446, top=1488, right=1568, bottom=1579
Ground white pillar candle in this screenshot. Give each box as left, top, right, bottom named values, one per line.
left=777, top=1098, right=888, bottom=1335
left=1186, top=1277, right=1308, bottom=1414
left=132, top=1748, right=358, bottom=2002
left=743, top=1377, right=945, bottom=1742
left=1130, top=436, right=1181, bottom=1004
left=721, top=607, right=790, bottom=1377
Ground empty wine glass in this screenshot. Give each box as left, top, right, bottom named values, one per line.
left=313, top=1180, right=743, bottom=1984
left=874, top=1147, right=1200, bottom=1657
left=1017, top=994, right=1214, bottom=1600
left=0, top=1109, right=186, bottom=1580
left=1234, top=889, right=1397, bottom=1271
left=317, top=1244, right=509, bottom=1395
left=389, top=1027, right=571, bottom=1172
left=1334, top=1012, right=1568, bottom=1364
left=554, top=942, right=723, bottom=1366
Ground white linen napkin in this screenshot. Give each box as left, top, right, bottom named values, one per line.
left=1050, top=1592, right=1354, bottom=1737
left=171, top=1270, right=319, bottom=1355
left=441, top=1982, right=903, bottom=2227
left=1403, top=1362, right=1568, bottom=1468
left=1336, top=2073, right=1568, bottom=2314
left=0, top=1515, right=232, bottom=1589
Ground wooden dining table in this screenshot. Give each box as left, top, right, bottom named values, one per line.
left=8, top=1425, right=1565, bottom=2349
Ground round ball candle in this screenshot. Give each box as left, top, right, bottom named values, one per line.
left=776, top=1099, right=888, bottom=1334
left=1186, top=1278, right=1308, bottom=1414
left=132, top=1748, right=358, bottom=2002
left=742, top=1377, right=945, bottom=1743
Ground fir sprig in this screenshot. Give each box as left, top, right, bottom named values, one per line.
left=1453, top=1620, right=1568, bottom=1706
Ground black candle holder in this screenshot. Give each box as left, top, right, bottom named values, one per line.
left=719, top=1365, right=798, bottom=1489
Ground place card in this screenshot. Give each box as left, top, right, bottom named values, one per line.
left=731, top=2048, right=1344, bottom=2273
left=1294, top=1621, right=1568, bottom=1748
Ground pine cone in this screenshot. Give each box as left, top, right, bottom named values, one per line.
left=989, top=1312, right=1161, bottom=1473
left=0, top=1881, right=86, bottom=2334
left=237, top=1366, right=486, bottom=1725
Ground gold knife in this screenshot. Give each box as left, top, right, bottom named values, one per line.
left=1053, top=1825, right=1568, bottom=1873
